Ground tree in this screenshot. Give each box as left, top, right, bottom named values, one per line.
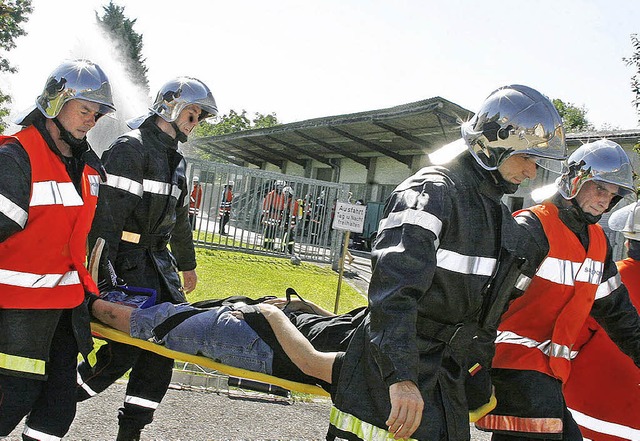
left=96, top=1, right=149, bottom=92
left=623, top=33, right=640, bottom=126
left=0, top=0, right=33, bottom=133
left=552, top=98, right=593, bottom=132
left=189, top=109, right=280, bottom=160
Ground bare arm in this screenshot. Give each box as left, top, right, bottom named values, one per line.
left=263, top=297, right=334, bottom=317
left=91, top=299, right=135, bottom=334
left=257, top=303, right=337, bottom=383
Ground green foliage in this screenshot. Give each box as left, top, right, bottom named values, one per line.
left=96, top=1, right=149, bottom=92
left=624, top=34, right=640, bottom=126
left=0, top=0, right=32, bottom=133
left=552, top=98, right=593, bottom=132
left=191, top=109, right=280, bottom=161
left=188, top=248, right=366, bottom=315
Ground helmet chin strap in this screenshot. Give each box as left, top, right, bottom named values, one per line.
left=52, top=117, right=90, bottom=156
left=171, top=121, right=188, bottom=143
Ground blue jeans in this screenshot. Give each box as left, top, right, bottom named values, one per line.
left=130, top=304, right=274, bottom=374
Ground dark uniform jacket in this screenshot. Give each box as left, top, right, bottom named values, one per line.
left=89, top=120, right=196, bottom=303
left=329, top=153, right=521, bottom=441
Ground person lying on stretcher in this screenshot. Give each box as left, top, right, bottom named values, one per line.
left=86, top=287, right=366, bottom=393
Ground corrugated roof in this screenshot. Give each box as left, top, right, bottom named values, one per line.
left=189, top=96, right=473, bottom=168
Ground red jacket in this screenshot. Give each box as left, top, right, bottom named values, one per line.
left=0, top=126, right=99, bottom=308
left=492, top=203, right=608, bottom=383
left=563, top=257, right=640, bottom=441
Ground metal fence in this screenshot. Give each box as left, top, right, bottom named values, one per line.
left=185, top=159, right=351, bottom=266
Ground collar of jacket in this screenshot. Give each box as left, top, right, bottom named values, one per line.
left=460, top=153, right=507, bottom=202
left=141, top=118, right=180, bottom=151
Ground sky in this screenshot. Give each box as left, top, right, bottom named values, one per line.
left=2, top=0, right=640, bottom=136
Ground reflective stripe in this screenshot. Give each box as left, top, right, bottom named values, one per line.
left=476, top=413, right=563, bottom=435
left=23, top=425, right=61, bottom=441
left=77, top=370, right=98, bottom=397
left=0, top=268, right=80, bottom=288
left=436, top=249, right=496, bottom=277
left=104, top=173, right=144, bottom=197
left=536, top=257, right=582, bottom=286
left=575, top=258, right=604, bottom=285
left=0, top=351, right=46, bottom=376
left=515, top=274, right=532, bottom=292
left=30, top=181, right=83, bottom=207
left=594, top=273, right=621, bottom=300
left=0, top=192, right=28, bottom=227
left=143, top=179, right=181, bottom=200
left=496, top=330, right=578, bottom=360
left=378, top=209, right=443, bottom=241
left=569, top=407, right=640, bottom=440
left=125, top=394, right=160, bottom=409
left=88, top=174, right=101, bottom=197
left=330, top=406, right=418, bottom=441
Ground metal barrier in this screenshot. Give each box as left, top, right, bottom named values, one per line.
left=186, top=160, right=350, bottom=265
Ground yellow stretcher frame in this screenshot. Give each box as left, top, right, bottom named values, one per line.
left=90, top=321, right=330, bottom=397
left=90, top=322, right=496, bottom=421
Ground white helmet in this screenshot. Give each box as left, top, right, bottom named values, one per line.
left=461, top=84, right=567, bottom=172
left=15, top=59, right=116, bottom=126
left=609, top=201, right=640, bottom=240
left=557, top=139, right=635, bottom=211
left=127, top=76, right=218, bottom=130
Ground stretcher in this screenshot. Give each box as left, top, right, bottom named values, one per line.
left=90, top=321, right=330, bottom=397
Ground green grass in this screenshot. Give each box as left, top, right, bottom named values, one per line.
left=188, top=248, right=367, bottom=314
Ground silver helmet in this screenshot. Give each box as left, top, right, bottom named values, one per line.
left=608, top=201, right=640, bottom=240
left=557, top=139, right=636, bottom=209
left=461, top=84, right=567, bottom=172
left=15, top=59, right=116, bottom=125
left=127, top=77, right=217, bottom=129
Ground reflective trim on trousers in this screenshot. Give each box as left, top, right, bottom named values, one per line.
left=329, top=406, right=418, bottom=441
left=104, top=173, right=143, bottom=197
left=595, top=273, right=622, bottom=300
left=0, top=350, right=46, bottom=376
left=475, top=413, right=563, bottom=435
left=124, top=394, right=160, bottom=410
left=436, top=248, right=496, bottom=277
left=0, top=192, right=28, bottom=227
left=30, top=181, right=83, bottom=207
left=495, top=330, right=578, bottom=361
left=569, top=407, right=640, bottom=440
left=0, top=268, right=80, bottom=288
left=23, top=425, right=62, bottom=441
left=77, top=370, right=98, bottom=397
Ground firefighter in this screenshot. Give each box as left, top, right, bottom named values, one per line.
left=281, top=186, right=300, bottom=254
left=0, top=59, right=115, bottom=440
left=218, top=180, right=233, bottom=235
left=188, top=176, right=202, bottom=230
left=476, top=140, right=640, bottom=441
left=262, top=180, right=286, bottom=250
left=562, top=200, right=640, bottom=441
left=328, top=85, right=568, bottom=441
left=75, top=77, right=218, bottom=441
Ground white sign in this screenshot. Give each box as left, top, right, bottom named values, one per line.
left=332, top=202, right=366, bottom=233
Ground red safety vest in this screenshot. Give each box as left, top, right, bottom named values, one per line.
left=492, top=203, right=607, bottom=383
left=563, top=257, right=640, bottom=441
left=0, top=125, right=100, bottom=309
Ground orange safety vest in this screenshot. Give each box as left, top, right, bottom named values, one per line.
left=218, top=187, right=233, bottom=215
left=0, top=125, right=100, bottom=309
left=492, top=203, right=607, bottom=383
left=563, top=257, right=640, bottom=441
left=262, top=190, right=286, bottom=221
left=189, top=183, right=203, bottom=213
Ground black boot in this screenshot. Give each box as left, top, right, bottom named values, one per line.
left=116, top=426, right=141, bottom=441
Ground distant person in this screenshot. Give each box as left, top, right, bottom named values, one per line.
left=281, top=186, right=299, bottom=254
left=75, top=77, right=218, bottom=441
left=218, top=181, right=233, bottom=235
left=188, top=176, right=203, bottom=230
left=476, top=140, right=640, bottom=441
left=562, top=200, right=640, bottom=441
left=262, top=180, right=286, bottom=250
left=328, top=85, right=568, bottom=441
left=0, top=59, right=115, bottom=440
